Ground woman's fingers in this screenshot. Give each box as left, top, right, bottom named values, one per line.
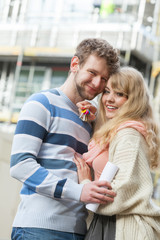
left=74, top=153, right=92, bottom=183
left=74, top=153, right=83, bottom=167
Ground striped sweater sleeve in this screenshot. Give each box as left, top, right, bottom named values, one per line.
left=10, top=92, right=83, bottom=201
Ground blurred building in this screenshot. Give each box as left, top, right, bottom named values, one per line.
left=0, top=0, right=159, bottom=122
left=0, top=0, right=160, bottom=239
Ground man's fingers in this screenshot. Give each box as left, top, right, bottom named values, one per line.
left=87, top=112, right=96, bottom=121
left=91, top=192, right=115, bottom=204
left=95, top=180, right=113, bottom=190
left=80, top=181, right=116, bottom=203
left=76, top=102, right=84, bottom=108
left=92, top=183, right=116, bottom=200
left=87, top=105, right=97, bottom=114
left=97, top=186, right=116, bottom=197
left=76, top=101, right=97, bottom=121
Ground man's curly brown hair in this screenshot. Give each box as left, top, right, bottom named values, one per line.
left=75, top=38, right=120, bottom=77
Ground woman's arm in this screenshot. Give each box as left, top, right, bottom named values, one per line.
left=97, top=128, right=153, bottom=216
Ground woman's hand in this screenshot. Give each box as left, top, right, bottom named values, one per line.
left=76, top=101, right=97, bottom=121
left=74, top=153, right=92, bottom=183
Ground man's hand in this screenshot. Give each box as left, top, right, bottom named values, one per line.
left=80, top=180, right=116, bottom=204
left=76, top=101, right=97, bottom=121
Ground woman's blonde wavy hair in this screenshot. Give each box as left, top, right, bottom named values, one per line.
left=93, top=66, right=160, bottom=169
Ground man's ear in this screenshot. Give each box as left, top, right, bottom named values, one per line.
left=70, top=56, right=79, bottom=72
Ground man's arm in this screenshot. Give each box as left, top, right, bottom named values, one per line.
left=10, top=92, right=113, bottom=204
left=10, top=92, right=65, bottom=199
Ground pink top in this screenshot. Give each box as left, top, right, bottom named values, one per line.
left=83, top=121, right=147, bottom=180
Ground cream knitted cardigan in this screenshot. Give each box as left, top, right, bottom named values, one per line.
left=86, top=128, right=160, bottom=240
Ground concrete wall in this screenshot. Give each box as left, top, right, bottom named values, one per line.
left=0, top=125, right=21, bottom=240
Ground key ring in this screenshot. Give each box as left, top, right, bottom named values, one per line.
left=79, top=108, right=90, bottom=122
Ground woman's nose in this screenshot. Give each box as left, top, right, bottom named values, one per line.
left=107, top=92, right=115, bottom=102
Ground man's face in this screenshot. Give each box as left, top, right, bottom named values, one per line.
left=72, top=55, right=109, bottom=100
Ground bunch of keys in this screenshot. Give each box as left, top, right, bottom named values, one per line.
left=79, top=108, right=90, bottom=122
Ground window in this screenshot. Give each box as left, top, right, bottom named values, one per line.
left=51, top=68, right=68, bottom=88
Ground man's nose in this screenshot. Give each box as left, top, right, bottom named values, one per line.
left=92, top=76, right=102, bottom=88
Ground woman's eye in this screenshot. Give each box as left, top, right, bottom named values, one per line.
left=117, top=92, right=124, bottom=97
left=104, top=90, right=110, bottom=94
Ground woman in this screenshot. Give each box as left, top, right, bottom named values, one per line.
left=74, top=66, right=160, bottom=240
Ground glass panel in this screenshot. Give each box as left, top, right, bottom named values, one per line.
left=51, top=70, right=68, bottom=88
left=14, top=68, right=46, bottom=112
left=30, top=70, right=45, bottom=94
left=19, top=69, right=29, bottom=82
left=13, top=69, right=30, bottom=112
left=15, top=69, right=29, bottom=98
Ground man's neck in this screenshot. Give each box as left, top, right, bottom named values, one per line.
left=59, top=76, right=83, bottom=105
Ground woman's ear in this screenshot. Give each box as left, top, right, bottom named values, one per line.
left=70, top=56, right=79, bottom=72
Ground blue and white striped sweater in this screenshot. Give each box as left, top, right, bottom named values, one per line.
left=10, top=88, right=92, bottom=234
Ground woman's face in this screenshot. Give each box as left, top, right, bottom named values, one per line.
left=102, top=79, right=128, bottom=120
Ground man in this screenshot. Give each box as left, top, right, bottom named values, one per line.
left=10, top=38, right=120, bottom=240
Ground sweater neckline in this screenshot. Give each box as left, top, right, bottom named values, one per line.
left=56, top=88, right=79, bottom=113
